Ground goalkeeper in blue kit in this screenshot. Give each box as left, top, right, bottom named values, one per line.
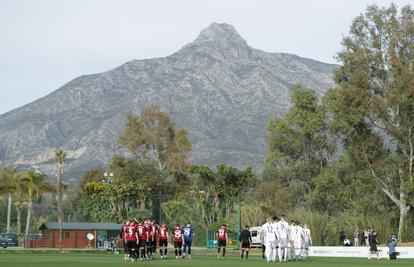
left=182, top=222, right=195, bottom=259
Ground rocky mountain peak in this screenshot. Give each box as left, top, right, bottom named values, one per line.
left=0, top=22, right=338, bottom=186
left=194, top=22, right=245, bottom=44
left=184, top=22, right=252, bottom=60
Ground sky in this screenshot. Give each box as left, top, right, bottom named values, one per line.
left=0, top=0, right=411, bottom=115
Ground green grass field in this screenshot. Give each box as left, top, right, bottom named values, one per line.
left=1, top=253, right=414, bottom=267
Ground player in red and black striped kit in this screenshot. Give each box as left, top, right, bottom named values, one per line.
left=125, top=219, right=138, bottom=262
left=136, top=219, right=148, bottom=261
left=150, top=218, right=158, bottom=260
left=120, top=219, right=130, bottom=261
left=217, top=224, right=228, bottom=259
left=172, top=223, right=183, bottom=259
left=144, top=218, right=152, bottom=259
left=158, top=221, right=169, bottom=259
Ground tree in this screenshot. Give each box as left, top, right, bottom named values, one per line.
left=189, top=164, right=259, bottom=197
left=161, top=199, right=189, bottom=227
left=265, top=86, right=335, bottom=204
left=108, top=155, right=164, bottom=191
left=189, top=164, right=259, bottom=223
left=255, top=181, right=289, bottom=209
left=324, top=3, right=414, bottom=240
left=21, top=171, right=53, bottom=235
left=78, top=166, right=105, bottom=190
left=53, top=148, right=67, bottom=250
left=118, top=104, right=192, bottom=177
left=0, top=166, right=19, bottom=233
left=12, top=176, right=26, bottom=234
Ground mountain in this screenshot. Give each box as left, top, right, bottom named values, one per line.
left=0, top=22, right=338, bottom=186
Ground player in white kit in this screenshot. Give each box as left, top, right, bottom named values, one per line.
left=276, top=214, right=290, bottom=262
left=261, top=217, right=277, bottom=262
left=272, top=216, right=279, bottom=262
left=303, top=224, right=312, bottom=259
left=296, top=221, right=305, bottom=260
left=291, top=220, right=304, bottom=261
left=287, top=220, right=295, bottom=261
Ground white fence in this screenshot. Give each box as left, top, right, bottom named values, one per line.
left=309, top=246, right=414, bottom=259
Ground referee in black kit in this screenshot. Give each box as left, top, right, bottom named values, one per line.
left=368, top=230, right=381, bottom=260
left=240, top=225, right=252, bottom=259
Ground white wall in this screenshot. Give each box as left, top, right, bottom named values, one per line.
left=308, top=246, right=414, bottom=259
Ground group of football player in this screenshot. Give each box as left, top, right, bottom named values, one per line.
left=261, top=215, right=313, bottom=262
left=121, top=218, right=195, bottom=262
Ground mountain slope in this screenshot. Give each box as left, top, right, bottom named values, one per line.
left=0, top=22, right=338, bottom=185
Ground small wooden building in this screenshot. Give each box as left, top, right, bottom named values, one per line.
left=30, top=222, right=124, bottom=248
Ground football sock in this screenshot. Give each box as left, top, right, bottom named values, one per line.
left=179, top=249, right=182, bottom=256
left=175, top=249, right=178, bottom=256
left=278, top=248, right=282, bottom=261
left=218, top=248, right=220, bottom=255
left=164, top=248, right=167, bottom=256
left=242, top=250, right=244, bottom=258
left=223, top=248, right=226, bottom=257
left=135, top=249, right=139, bottom=260
left=188, top=246, right=191, bottom=255
left=246, top=251, right=249, bottom=259
left=288, top=248, right=291, bottom=259
left=141, top=249, right=145, bottom=258
left=160, top=249, right=163, bottom=256
left=265, top=246, right=270, bottom=260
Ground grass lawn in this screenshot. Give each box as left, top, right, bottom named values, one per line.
left=1, top=253, right=414, bottom=267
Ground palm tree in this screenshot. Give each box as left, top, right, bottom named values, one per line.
left=53, top=148, right=67, bottom=251
left=13, top=178, right=27, bottom=234
left=21, top=171, right=53, bottom=235
left=1, top=166, right=19, bottom=233
left=136, top=184, right=151, bottom=210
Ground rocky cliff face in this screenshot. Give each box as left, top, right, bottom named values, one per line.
left=0, top=22, right=338, bottom=185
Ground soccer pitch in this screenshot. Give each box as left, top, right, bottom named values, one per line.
left=2, top=253, right=414, bottom=267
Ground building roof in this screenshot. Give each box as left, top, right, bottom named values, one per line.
left=39, top=222, right=124, bottom=231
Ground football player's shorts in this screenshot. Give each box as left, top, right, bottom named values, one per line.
left=159, top=239, right=168, bottom=247
left=293, top=239, right=302, bottom=249
left=304, top=240, right=310, bottom=248
left=174, top=241, right=182, bottom=248
left=218, top=239, right=227, bottom=247
left=138, top=239, right=146, bottom=248
left=241, top=242, right=250, bottom=249
left=265, top=239, right=277, bottom=248
left=127, top=241, right=136, bottom=249
left=279, top=236, right=288, bottom=247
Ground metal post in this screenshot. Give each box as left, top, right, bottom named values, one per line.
left=159, top=191, right=162, bottom=224
left=206, top=227, right=208, bottom=249
left=236, top=193, right=241, bottom=250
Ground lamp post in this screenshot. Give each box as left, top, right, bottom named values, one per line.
left=103, top=173, right=113, bottom=183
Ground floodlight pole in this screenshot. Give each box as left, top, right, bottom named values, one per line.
left=236, top=193, right=241, bottom=250
left=159, top=191, right=162, bottom=224
left=103, top=173, right=113, bottom=183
